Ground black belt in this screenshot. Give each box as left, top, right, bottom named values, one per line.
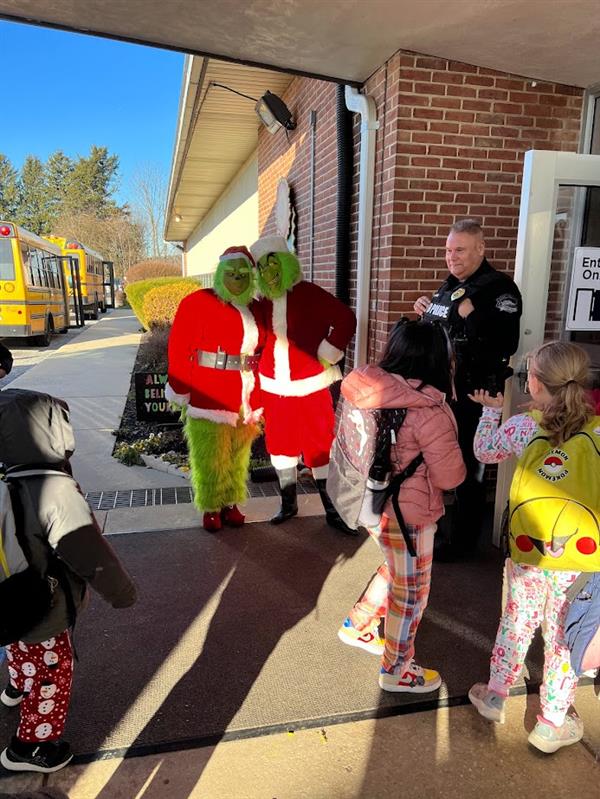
left=197, top=349, right=260, bottom=371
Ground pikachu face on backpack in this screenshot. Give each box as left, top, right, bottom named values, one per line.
left=509, top=414, right=600, bottom=572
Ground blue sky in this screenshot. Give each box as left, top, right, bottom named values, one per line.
left=0, top=20, right=183, bottom=205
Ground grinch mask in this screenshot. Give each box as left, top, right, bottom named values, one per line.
left=256, top=251, right=301, bottom=299
left=213, top=257, right=255, bottom=306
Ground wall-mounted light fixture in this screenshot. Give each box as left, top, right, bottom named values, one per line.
left=210, top=82, right=296, bottom=136
left=175, top=214, right=183, bottom=223
left=255, top=91, right=297, bottom=135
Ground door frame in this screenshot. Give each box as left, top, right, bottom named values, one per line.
left=493, top=149, right=600, bottom=543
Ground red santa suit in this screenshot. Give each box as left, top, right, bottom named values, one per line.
left=166, top=288, right=264, bottom=425
left=256, top=280, right=356, bottom=475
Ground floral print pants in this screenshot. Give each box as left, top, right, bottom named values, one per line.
left=488, top=560, right=579, bottom=726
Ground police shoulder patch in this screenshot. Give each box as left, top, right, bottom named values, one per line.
left=496, top=293, right=519, bottom=313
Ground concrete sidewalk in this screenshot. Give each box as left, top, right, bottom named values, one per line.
left=7, top=309, right=192, bottom=495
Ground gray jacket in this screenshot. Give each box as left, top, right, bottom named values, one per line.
left=0, top=388, right=136, bottom=643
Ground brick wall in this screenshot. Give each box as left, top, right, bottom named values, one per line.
left=257, top=50, right=585, bottom=362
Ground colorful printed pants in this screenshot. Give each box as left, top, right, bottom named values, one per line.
left=349, top=517, right=436, bottom=672
left=488, top=560, right=580, bottom=726
left=6, top=630, right=73, bottom=742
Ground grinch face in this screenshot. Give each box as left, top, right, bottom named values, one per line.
left=222, top=258, right=251, bottom=296
left=258, top=253, right=285, bottom=298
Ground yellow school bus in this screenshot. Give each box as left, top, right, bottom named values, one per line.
left=45, top=235, right=107, bottom=319
left=0, top=221, right=69, bottom=346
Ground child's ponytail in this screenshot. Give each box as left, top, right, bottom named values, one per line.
left=530, top=342, right=594, bottom=446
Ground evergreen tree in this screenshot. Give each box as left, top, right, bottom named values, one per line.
left=45, top=150, right=74, bottom=225
left=62, top=145, right=119, bottom=217
left=0, top=154, right=20, bottom=220
left=17, top=155, right=51, bottom=234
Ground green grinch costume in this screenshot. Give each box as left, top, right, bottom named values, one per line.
left=166, top=246, right=265, bottom=531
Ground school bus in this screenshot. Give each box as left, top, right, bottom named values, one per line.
left=0, top=221, right=69, bottom=346
left=45, top=235, right=107, bottom=319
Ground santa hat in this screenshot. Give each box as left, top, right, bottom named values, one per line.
left=249, top=236, right=290, bottom=264
left=219, top=245, right=255, bottom=269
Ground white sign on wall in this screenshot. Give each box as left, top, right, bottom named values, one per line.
left=565, top=247, right=600, bottom=331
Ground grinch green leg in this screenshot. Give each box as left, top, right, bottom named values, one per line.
left=226, top=421, right=260, bottom=504
left=184, top=417, right=258, bottom=512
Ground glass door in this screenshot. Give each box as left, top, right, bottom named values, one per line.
left=493, top=150, right=600, bottom=542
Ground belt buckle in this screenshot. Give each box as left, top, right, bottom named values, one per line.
left=215, top=350, right=227, bottom=369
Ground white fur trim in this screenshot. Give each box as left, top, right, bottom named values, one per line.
left=317, top=338, right=344, bottom=365
left=219, top=250, right=254, bottom=268
left=165, top=384, right=190, bottom=406
left=271, top=454, right=298, bottom=469
left=235, top=303, right=260, bottom=421
left=259, top=364, right=342, bottom=398
left=311, top=464, right=329, bottom=480
left=250, top=236, right=290, bottom=264
left=186, top=405, right=239, bottom=426
left=272, top=295, right=291, bottom=385
left=244, top=407, right=263, bottom=424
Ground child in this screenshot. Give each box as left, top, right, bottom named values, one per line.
left=337, top=320, right=466, bottom=692
left=468, top=341, right=599, bottom=753
left=0, top=388, right=136, bottom=773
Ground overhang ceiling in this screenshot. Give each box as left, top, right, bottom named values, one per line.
left=2, top=0, right=600, bottom=89
left=164, top=58, right=293, bottom=241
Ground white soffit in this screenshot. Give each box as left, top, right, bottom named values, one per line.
left=1, top=1, right=600, bottom=88
left=164, top=58, right=293, bottom=241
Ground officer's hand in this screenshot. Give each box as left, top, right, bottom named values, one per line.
left=457, top=298, right=475, bottom=318
left=414, top=295, right=431, bottom=316
left=468, top=389, right=504, bottom=409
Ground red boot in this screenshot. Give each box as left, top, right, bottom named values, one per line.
left=221, top=505, right=245, bottom=527
left=203, top=511, right=222, bottom=532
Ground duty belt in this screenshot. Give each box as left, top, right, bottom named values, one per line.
left=197, top=349, right=260, bottom=371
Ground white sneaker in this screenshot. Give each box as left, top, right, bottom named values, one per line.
left=379, top=660, right=441, bottom=693
left=468, top=683, right=506, bottom=724
left=528, top=714, right=584, bottom=754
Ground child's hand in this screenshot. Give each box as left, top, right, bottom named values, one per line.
left=468, top=389, right=504, bottom=408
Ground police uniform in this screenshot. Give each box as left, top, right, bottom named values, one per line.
left=422, top=257, right=522, bottom=555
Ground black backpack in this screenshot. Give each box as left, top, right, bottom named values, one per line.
left=0, top=479, right=56, bottom=646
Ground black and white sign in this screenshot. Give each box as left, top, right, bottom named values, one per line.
left=566, top=247, right=600, bottom=331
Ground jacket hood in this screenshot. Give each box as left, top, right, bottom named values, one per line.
left=341, top=365, right=448, bottom=410
left=0, top=388, right=74, bottom=466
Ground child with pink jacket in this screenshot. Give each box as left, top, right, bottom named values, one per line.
left=337, top=319, right=466, bottom=692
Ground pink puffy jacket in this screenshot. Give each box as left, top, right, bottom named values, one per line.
left=341, top=365, right=466, bottom=526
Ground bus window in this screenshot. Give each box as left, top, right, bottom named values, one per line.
left=20, top=243, right=34, bottom=285
left=0, top=238, right=15, bottom=280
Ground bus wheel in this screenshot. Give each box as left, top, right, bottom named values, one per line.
left=36, top=317, right=53, bottom=347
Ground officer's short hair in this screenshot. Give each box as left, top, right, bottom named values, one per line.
left=449, top=219, right=483, bottom=237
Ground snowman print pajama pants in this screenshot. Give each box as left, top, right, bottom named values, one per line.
left=5, top=631, right=73, bottom=742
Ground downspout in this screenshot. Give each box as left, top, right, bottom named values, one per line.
left=335, top=85, right=353, bottom=303
left=344, top=86, right=378, bottom=366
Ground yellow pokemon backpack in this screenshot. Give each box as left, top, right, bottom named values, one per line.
left=508, top=411, right=600, bottom=571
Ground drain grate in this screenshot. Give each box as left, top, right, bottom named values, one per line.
left=85, top=479, right=317, bottom=510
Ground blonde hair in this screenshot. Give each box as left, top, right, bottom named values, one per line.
left=529, top=341, right=594, bottom=446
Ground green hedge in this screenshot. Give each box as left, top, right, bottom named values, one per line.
left=126, top=276, right=202, bottom=329
left=143, top=280, right=202, bottom=329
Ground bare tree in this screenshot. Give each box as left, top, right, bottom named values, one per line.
left=130, top=163, right=175, bottom=258
left=53, top=208, right=145, bottom=281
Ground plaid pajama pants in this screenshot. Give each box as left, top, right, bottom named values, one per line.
left=348, top=516, right=436, bottom=672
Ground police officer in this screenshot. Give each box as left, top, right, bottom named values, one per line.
left=0, top=341, right=12, bottom=380
left=414, top=219, right=522, bottom=560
